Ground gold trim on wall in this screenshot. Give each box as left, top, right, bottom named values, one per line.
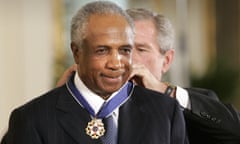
left=52, top=0, right=67, bottom=86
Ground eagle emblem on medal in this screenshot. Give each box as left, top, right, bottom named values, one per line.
left=85, top=118, right=105, bottom=139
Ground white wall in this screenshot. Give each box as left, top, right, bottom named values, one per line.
left=0, top=0, right=53, bottom=138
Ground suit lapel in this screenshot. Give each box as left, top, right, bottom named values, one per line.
left=56, top=87, right=101, bottom=144
left=55, top=85, right=148, bottom=144
left=118, top=88, right=147, bottom=144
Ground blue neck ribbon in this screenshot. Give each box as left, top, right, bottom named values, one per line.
left=66, top=74, right=134, bottom=119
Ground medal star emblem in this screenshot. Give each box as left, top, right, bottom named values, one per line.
left=85, top=118, right=105, bottom=139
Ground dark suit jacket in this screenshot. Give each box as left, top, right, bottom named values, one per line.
left=185, top=88, right=240, bottom=144
left=1, top=85, right=188, bottom=144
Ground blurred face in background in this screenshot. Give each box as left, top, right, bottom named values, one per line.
left=132, top=19, right=174, bottom=81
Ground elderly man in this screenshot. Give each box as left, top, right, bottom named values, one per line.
left=1, top=1, right=187, bottom=144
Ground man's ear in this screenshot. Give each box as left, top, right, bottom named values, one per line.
left=162, top=49, right=175, bottom=74
left=71, top=42, right=80, bottom=64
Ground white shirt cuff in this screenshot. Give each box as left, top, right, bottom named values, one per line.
left=175, top=86, right=191, bottom=109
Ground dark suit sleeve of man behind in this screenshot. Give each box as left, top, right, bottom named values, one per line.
left=185, top=88, right=240, bottom=144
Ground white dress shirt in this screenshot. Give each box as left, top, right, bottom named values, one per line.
left=73, top=73, right=122, bottom=127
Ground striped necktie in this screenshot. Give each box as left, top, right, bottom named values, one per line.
left=101, top=115, right=117, bottom=144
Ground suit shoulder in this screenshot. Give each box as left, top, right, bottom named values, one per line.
left=132, top=85, right=178, bottom=105
left=129, top=85, right=182, bottom=120
left=186, top=87, right=219, bottom=101
left=12, top=86, right=68, bottom=115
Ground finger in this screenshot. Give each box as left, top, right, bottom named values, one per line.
left=56, top=64, right=77, bottom=87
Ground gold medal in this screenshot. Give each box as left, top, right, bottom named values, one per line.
left=85, top=118, right=105, bottom=139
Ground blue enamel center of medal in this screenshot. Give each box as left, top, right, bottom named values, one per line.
left=67, top=74, right=133, bottom=119
left=92, top=126, right=98, bottom=132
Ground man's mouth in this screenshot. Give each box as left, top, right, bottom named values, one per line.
left=101, top=74, right=123, bottom=84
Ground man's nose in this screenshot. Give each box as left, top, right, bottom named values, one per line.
left=106, top=52, right=122, bottom=70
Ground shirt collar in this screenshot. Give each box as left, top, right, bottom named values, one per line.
left=74, top=73, right=124, bottom=115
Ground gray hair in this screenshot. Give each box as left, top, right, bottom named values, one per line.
left=126, top=8, right=174, bottom=53
left=71, top=1, right=134, bottom=47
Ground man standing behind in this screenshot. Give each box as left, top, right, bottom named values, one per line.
left=57, top=7, right=240, bottom=144
left=127, top=8, right=240, bottom=144
left=1, top=1, right=187, bottom=144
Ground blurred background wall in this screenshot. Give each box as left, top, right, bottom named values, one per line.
left=0, top=0, right=53, bottom=138
left=1, top=0, right=240, bottom=139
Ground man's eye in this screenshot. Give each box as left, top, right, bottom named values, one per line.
left=96, top=47, right=108, bottom=55
left=120, top=47, right=132, bottom=55
left=136, top=47, right=147, bottom=52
